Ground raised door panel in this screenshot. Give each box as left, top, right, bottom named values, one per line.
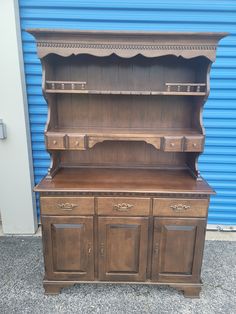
left=152, top=218, right=206, bottom=283
left=98, top=217, right=148, bottom=281
left=42, top=216, right=94, bottom=280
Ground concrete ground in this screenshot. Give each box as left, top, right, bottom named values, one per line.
left=0, top=237, right=235, bottom=314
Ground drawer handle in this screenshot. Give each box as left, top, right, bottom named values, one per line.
left=53, top=140, right=57, bottom=145
left=170, top=143, right=175, bottom=147
left=170, top=204, right=190, bottom=212
left=88, top=242, right=92, bottom=255
left=113, top=203, right=134, bottom=211
left=57, top=203, right=78, bottom=210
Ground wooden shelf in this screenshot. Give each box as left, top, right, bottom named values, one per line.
left=45, top=89, right=206, bottom=96
left=34, top=167, right=214, bottom=194
left=45, top=128, right=204, bottom=151
left=45, top=81, right=206, bottom=96
left=50, top=127, right=201, bottom=135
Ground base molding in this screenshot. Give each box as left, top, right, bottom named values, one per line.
left=43, top=279, right=203, bottom=298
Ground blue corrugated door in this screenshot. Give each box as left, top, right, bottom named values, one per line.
left=19, top=0, right=236, bottom=226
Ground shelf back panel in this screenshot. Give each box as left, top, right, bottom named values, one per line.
left=46, top=54, right=209, bottom=92
left=55, top=95, right=195, bottom=130
left=60, top=141, right=187, bottom=169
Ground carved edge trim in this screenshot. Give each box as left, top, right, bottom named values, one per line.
left=88, top=137, right=161, bottom=150
left=39, top=191, right=210, bottom=198
left=36, top=41, right=217, bottom=61
left=37, top=42, right=217, bottom=50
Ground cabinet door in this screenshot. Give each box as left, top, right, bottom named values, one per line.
left=98, top=217, right=148, bottom=281
left=42, top=216, right=94, bottom=280
left=152, top=218, right=206, bottom=283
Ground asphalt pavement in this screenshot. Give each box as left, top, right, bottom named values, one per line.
left=0, top=237, right=235, bottom=314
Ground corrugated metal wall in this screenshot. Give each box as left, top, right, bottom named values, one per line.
left=19, top=0, right=236, bottom=226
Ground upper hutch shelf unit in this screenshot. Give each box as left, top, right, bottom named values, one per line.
left=28, top=29, right=227, bottom=297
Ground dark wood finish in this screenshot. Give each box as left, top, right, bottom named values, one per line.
left=153, top=198, right=209, bottom=217
left=28, top=29, right=226, bottom=297
left=40, top=196, right=94, bottom=215
left=68, top=134, right=86, bottom=150
left=97, top=197, right=150, bottom=216
left=98, top=217, right=149, bottom=281
left=184, top=136, right=204, bottom=152
left=151, top=218, right=206, bottom=283
left=181, top=286, right=202, bottom=298
left=42, top=216, right=94, bottom=280
left=27, top=29, right=228, bottom=61
left=35, top=168, right=215, bottom=195
left=43, top=279, right=202, bottom=297
left=46, top=133, right=66, bottom=150
left=163, top=136, right=183, bottom=152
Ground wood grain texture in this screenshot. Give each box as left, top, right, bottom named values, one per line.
left=97, top=197, right=150, bottom=216
left=151, top=218, right=206, bottom=283
left=43, top=278, right=202, bottom=297
left=28, top=29, right=226, bottom=297
left=153, top=198, right=209, bottom=217
left=35, top=168, right=215, bottom=195
left=40, top=196, right=94, bottom=215
left=98, top=217, right=149, bottom=281
left=42, top=216, right=94, bottom=280
left=27, top=29, right=228, bottom=61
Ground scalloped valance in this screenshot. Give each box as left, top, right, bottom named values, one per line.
left=27, top=29, right=228, bottom=61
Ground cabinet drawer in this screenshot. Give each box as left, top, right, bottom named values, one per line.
left=163, top=136, right=183, bottom=152
left=40, top=197, right=94, bottom=215
left=97, top=197, right=150, bottom=216
left=153, top=198, right=208, bottom=217
left=46, top=134, right=66, bottom=150
left=68, top=134, right=86, bottom=150
left=184, top=136, right=204, bottom=152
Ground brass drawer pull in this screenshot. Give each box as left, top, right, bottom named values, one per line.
left=57, top=203, right=78, bottom=210
left=113, top=203, right=134, bottom=212
left=170, top=204, right=190, bottom=212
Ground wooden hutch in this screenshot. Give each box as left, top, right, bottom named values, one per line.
left=28, top=29, right=227, bottom=298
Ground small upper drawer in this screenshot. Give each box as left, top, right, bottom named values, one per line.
left=40, top=197, right=94, bottom=215
left=46, top=134, right=66, bottom=150
left=68, top=134, right=86, bottom=150
left=184, top=136, right=204, bottom=152
left=97, top=197, right=150, bottom=216
left=163, top=136, right=183, bottom=152
left=153, top=198, right=209, bottom=217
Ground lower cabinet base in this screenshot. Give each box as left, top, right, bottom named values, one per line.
left=43, top=279, right=202, bottom=298
left=41, top=195, right=209, bottom=299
